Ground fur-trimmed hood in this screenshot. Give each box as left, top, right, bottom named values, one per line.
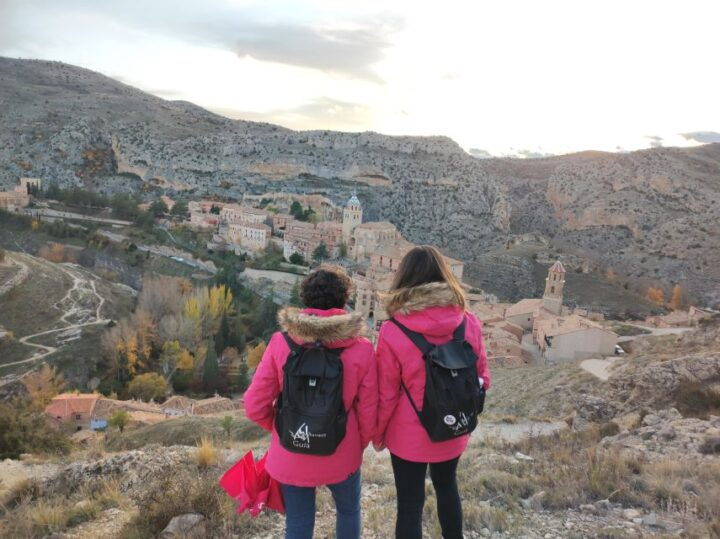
left=278, top=307, right=366, bottom=344
left=381, top=281, right=465, bottom=317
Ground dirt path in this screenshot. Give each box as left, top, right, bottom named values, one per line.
left=0, top=260, right=110, bottom=370
left=617, top=323, right=693, bottom=343
left=0, top=256, right=29, bottom=296
left=580, top=357, right=620, bottom=381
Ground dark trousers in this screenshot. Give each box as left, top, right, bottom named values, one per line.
left=390, top=454, right=462, bottom=539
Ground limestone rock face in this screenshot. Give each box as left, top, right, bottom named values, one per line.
left=609, top=353, right=720, bottom=410
left=601, top=409, right=720, bottom=459
left=2, top=57, right=720, bottom=305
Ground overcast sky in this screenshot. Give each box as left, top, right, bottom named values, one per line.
left=2, top=0, right=719, bottom=156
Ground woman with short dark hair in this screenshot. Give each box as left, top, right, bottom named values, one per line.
left=375, top=246, right=490, bottom=539
left=244, top=265, right=377, bottom=539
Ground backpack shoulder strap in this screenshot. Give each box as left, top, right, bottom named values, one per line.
left=389, top=318, right=434, bottom=356
left=281, top=332, right=304, bottom=356
left=452, top=317, right=467, bottom=342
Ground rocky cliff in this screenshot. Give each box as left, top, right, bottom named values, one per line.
left=1, top=57, right=719, bottom=306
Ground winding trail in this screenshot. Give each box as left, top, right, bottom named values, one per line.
left=0, top=258, right=110, bottom=370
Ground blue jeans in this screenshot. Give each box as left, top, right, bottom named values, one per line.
left=281, top=470, right=361, bottom=539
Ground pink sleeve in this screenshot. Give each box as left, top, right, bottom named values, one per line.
left=375, top=325, right=402, bottom=444
left=243, top=333, right=282, bottom=431
left=467, top=313, right=491, bottom=390
left=354, top=342, right=378, bottom=448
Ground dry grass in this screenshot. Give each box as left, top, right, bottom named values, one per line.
left=456, top=426, right=720, bottom=531
left=673, top=379, right=720, bottom=419
left=0, top=474, right=131, bottom=537
left=29, top=500, right=69, bottom=534
left=118, top=468, right=278, bottom=539
left=195, top=436, right=218, bottom=468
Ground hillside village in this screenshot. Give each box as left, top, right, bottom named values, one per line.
left=1, top=154, right=720, bottom=539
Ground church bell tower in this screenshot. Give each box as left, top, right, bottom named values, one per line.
left=342, top=194, right=362, bottom=243
left=542, top=260, right=566, bottom=315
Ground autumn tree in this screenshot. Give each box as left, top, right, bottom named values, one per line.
left=127, top=372, right=168, bottom=402
left=669, top=285, right=684, bottom=311
left=646, top=287, right=665, bottom=306
left=109, top=409, right=130, bottom=433
left=246, top=342, right=267, bottom=370
left=22, top=364, right=65, bottom=409
left=203, top=336, right=220, bottom=393
left=138, top=275, right=189, bottom=322
left=159, top=340, right=193, bottom=381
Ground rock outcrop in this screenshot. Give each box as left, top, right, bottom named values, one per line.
left=2, top=57, right=719, bottom=305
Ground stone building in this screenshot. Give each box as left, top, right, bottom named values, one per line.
left=535, top=314, right=618, bottom=363
left=542, top=260, right=566, bottom=315
left=189, top=212, right=220, bottom=229
left=227, top=222, right=271, bottom=252
left=271, top=213, right=294, bottom=235
left=283, top=220, right=343, bottom=261
left=45, top=393, right=100, bottom=431
left=342, top=195, right=363, bottom=243
left=353, top=243, right=465, bottom=325
left=0, top=184, right=31, bottom=211
left=505, top=261, right=567, bottom=330
left=351, top=221, right=401, bottom=261
left=220, top=204, right=268, bottom=225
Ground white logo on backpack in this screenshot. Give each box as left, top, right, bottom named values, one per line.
left=444, top=415, right=457, bottom=425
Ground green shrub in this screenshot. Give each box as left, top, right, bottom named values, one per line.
left=0, top=398, right=72, bottom=460
left=674, top=380, right=720, bottom=419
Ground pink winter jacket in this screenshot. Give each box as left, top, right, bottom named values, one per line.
left=375, top=282, right=491, bottom=463
left=244, top=307, right=377, bottom=487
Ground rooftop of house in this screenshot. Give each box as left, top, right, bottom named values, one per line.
left=505, top=298, right=544, bottom=317
left=162, top=395, right=195, bottom=410
left=355, top=221, right=397, bottom=230
left=45, top=393, right=100, bottom=418
left=193, top=395, right=236, bottom=414
left=535, top=314, right=613, bottom=337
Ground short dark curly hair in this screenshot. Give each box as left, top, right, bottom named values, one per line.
left=300, top=265, right=353, bottom=310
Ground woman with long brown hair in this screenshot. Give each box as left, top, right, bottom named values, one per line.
left=374, top=246, right=490, bottom=539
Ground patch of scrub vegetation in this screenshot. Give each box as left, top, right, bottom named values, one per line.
left=105, top=415, right=266, bottom=451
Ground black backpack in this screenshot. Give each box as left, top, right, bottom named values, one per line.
left=390, top=317, right=485, bottom=442
left=274, top=333, right=347, bottom=455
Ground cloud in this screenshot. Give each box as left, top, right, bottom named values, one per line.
left=228, top=21, right=401, bottom=83
left=0, top=0, right=401, bottom=83
left=468, top=148, right=493, bottom=159
left=211, top=97, right=372, bottom=132
left=516, top=149, right=554, bottom=158
left=645, top=135, right=664, bottom=148
left=680, top=131, right=720, bottom=144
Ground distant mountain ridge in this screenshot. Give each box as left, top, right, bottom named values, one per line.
left=1, top=57, right=719, bottom=307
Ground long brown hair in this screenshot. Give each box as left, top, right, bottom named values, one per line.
left=386, top=245, right=466, bottom=312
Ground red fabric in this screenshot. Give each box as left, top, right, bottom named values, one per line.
left=243, top=308, right=377, bottom=487
left=375, top=306, right=490, bottom=463
left=219, top=451, right=285, bottom=516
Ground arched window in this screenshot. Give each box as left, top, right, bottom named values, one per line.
left=551, top=286, right=555, bottom=294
